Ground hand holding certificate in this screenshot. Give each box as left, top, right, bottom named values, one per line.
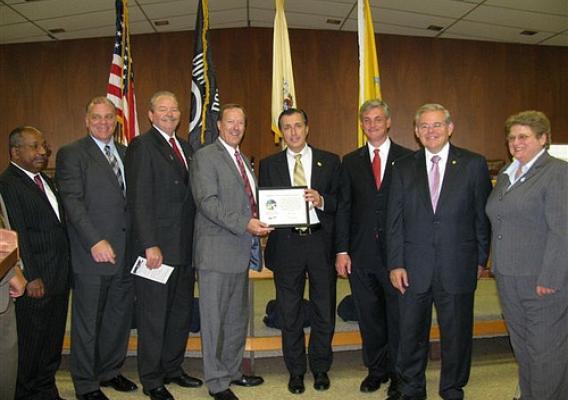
left=130, top=256, right=174, bottom=284
left=258, top=187, right=310, bottom=227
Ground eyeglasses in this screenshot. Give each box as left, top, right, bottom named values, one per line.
left=417, top=122, right=446, bottom=131
left=506, top=134, right=534, bottom=143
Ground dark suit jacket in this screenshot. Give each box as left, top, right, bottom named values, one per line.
left=56, top=136, right=129, bottom=275
left=335, top=141, right=412, bottom=269
left=259, top=146, right=340, bottom=270
left=386, top=145, right=492, bottom=294
left=0, top=164, right=70, bottom=295
left=125, top=127, right=195, bottom=266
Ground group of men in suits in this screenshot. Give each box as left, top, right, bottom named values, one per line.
left=0, top=95, right=491, bottom=400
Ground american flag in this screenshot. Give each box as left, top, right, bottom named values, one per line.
left=107, top=0, right=139, bottom=145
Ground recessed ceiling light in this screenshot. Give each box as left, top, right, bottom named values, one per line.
left=427, top=25, right=444, bottom=32
left=326, top=18, right=341, bottom=25
left=520, top=30, right=537, bottom=36
left=154, top=20, right=170, bottom=26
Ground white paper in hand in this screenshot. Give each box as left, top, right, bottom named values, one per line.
left=130, top=256, right=174, bottom=284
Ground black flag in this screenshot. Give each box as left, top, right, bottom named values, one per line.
left=189, top=0, right=220, bottom=152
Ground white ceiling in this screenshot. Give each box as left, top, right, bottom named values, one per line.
left=1, top=0, right=567, bottom=46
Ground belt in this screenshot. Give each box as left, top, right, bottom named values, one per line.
left=291, top=223, right=322, bottom=236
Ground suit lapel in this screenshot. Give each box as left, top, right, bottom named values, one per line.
left=414, top=150, right=433, bottom=213
left=150, top=129, right=188, bottom=179
left=355, top=146, right=377, bottom=191
left=8, top=165, right=61, bottom=223
left=274, top=150, right=292, bottom=186
left=436, top=145, right=464, bottom=211
left=84, top=136, right=124, bottom=193
left=506, top=152, right=550, bottom=194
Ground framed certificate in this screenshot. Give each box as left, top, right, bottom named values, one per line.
left=258, top=187, right=309, bottom=228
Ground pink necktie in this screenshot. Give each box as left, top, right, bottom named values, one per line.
left=235, top=151, right=257, bottom=218
left=429, top=155, right=441, bottom=211
left=169, top=138, right=187, bottom=169
left=372, top=149, right=382, bottom=190
left=34, top=174, right=45, bottom=193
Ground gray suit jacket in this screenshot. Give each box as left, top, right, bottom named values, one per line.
left=56, top=136, right=129, bottom=275
left=486, top=152, right=568, bottom=289
left=190, top=139, right=254, bottom=273
left=0, top=194, right=16, bottom=313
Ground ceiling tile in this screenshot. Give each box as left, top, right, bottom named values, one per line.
left=539, top=33, right=568, bottom=46
left=369, top=8, right=455, bottom=31
left=0, top=21, right=46, bottom=41
left=374, top=0, right=478, bottom=18
left=341, top=17, right=439, bottom=37
left=10, top=0, right=114, bottom=21
left=485, top=0, right=568, bottom=16
left=139, top=0, right=195, bottom=20
left=466, top=5, right=568, bottom=32
left=2, top=35, right=53, bottom=45
left=0, top=5, right=26, bottom=25
left=446, top=20, right=556, bottom=44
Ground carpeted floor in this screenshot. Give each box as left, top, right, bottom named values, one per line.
left=56, top=337, right=518, bottom=400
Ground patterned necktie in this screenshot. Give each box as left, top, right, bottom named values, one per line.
left=169, top=138, right=187, bottom=169
left=235, top=151, right=257, bottom=218
left=33, top=174, right=45, bottom=193
left=293, top=154, right=307, bottom=187
left=372, top=149, right=382, bottom=190
left=429, top=155, right=441, bottom=211
left=104, top=145, right=126, bottom=194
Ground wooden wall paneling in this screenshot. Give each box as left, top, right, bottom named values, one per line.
left=1, top=28, right=567, bottom=171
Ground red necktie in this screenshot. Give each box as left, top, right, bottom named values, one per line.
left=372, top=149, right=382, bottom=190
left=169, top=138, right=187, bottom=169
left=34, top=174, right=45, bottom=193
left=234, top=151, right=257, bottom=218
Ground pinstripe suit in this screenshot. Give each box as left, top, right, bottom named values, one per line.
left=486, top=152, right=568, bottom=400
left=0, top=163, right=70, bottom=400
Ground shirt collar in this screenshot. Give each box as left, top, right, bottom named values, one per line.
left=425, top=142, right=450, bottom=163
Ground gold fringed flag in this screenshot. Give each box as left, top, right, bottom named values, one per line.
left=358, top=0, right=382, bottom=146
left=271, top=0, right=296, bottom=144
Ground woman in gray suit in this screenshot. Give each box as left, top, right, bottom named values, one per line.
left=486, top=111, right=568, bottom=400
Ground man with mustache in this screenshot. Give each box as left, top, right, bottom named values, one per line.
left=126, top=91, right=201, bottom=400
left=0, top=126, right=70, bottom=400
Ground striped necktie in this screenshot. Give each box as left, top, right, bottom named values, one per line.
left=293, top=154, right=307, bottom=187
left=104, top=145, right=126, bottom=194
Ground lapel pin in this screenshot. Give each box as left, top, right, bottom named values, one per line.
left=451, top=160, right=457, bottom=165
left=317, top=161, right=322, bottom=167
left=520, top=177, right=526, bottom=183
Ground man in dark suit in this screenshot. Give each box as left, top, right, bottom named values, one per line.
left=386, top=104, right=491, bottom=400
left=125, top=91, right=202, bottom=400
left=191, top=104, right=271, bottom=400
left=56, top=97, right=137, bottom=400
left=259, top=108, right=340, bottom=394
left=335, top=100, right=412, bottom=397
left=0, top=126, right=70, bottom=400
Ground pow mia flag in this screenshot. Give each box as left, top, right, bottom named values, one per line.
left=189, top=0, right=220, bottom=153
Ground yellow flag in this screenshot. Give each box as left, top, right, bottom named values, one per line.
left=272, top=0, right=296, bottom=144
left=358, top=0, right=382, bottom=146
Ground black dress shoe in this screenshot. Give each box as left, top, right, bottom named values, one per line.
left=360, top=374, right=388, bottom=393
left=100, top=374, right=138, bottom=392
left=230, top=375, right=264, bottom=387
left=164, top=372, right=203, bottom=388
left=388, top=377, right=400, bottom=397
left=313, top=372, right=330, bottom=391
left=288, top=375, right=305, bottom=394
left=143, top=386, right=174, bottom=400
left=76, top=390, right=109, bottom=400
left=209, top=388, right=239, bottom=400
left=389, top=395, right=425, bottom=400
